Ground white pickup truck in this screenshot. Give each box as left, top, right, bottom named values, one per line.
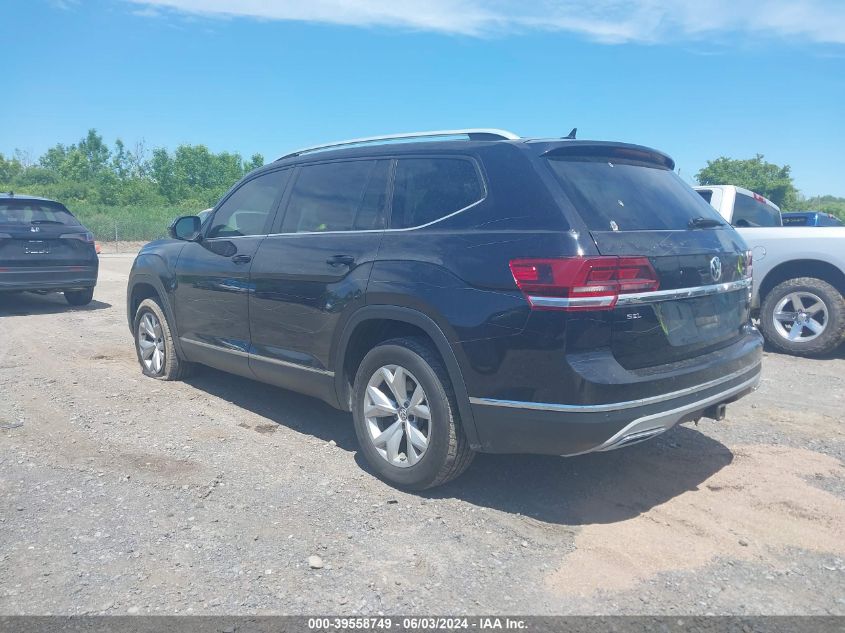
left=694, top=185, right=845, bottom=356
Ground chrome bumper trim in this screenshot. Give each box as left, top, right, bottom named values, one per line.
left=564, top=372, right=761, bottom=456
left=181, top=338, right=334, bottom=376
left=616, top=278, right=751, bottom=306
left=468, top=361, right=761, bottom=413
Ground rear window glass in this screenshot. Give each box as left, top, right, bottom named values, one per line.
left=732, top=193, right=781, bottom=227
left=281, top=160, right=389, bottom=233
left=547, top=157, right=722, bottom=231
left=391, top=158, right=484, bottom=229
left=0, top=200, right=80, bottom=226
left=782, top=214, right=809, bottom=226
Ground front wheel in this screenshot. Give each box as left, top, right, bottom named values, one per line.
left=352, top=337, right=474, bottom=490
left=64, top=288, right=94, bottom=306
left=759, top=277, right=845, bottom=356
left=133, top=298, right=192, bottom=380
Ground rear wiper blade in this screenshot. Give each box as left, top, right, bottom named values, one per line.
left=688, top=217, right=724, bottom=229
left=29, top=220, right=64, bottom=225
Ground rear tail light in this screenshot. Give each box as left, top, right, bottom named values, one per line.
left=509, top=256, right=659, bottom=311
left=60, top=231, right=95, bottom=243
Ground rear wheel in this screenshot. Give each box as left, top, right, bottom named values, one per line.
left=759, top=277, right=845, bottom=356
left=352, top=337, right=474, bottom=490
left=133, top=298, right=192, bottom=380
left=64, top=288, right=94, bottom=306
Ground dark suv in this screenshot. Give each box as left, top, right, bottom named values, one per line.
left=127, top=129, right=762, bottom=489
left=0, top=193, right=98, bottom=305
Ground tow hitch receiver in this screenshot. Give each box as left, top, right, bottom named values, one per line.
left=704, top=403, right=728, bottom=421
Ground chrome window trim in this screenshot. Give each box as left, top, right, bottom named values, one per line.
left=181, top=338, right=334, bottom=376
left=263, top=197, right=487, bottom=237
left=203, top=193, right=483, bottom=238
left=468, top=361, right=761, bottom=413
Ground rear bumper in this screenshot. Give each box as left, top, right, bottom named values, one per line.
left=469, top=328, right=763, bottom=455
left=0, top=265, right=98, bottom=292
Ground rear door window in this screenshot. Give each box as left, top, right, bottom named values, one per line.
left=208, top=169, right=290, bottom=238
left=281, top=160, right=389, bottom=233
left=732, top=193, right=781, bottom=227
left=391, top=158, right=484, bottom=229
left=547, top=156, right=722, bottom=231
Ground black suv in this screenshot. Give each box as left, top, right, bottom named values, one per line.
left=127, top=129, right=762, bottom=489
left=0, top=193, right=98, bottom=305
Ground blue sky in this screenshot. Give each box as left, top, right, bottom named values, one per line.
left=2, top=0, right=844, bottom=196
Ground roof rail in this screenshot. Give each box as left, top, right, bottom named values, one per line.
left=276, top=128, right=520, bottom=161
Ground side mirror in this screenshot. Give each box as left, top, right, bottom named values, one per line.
left=169, top=215, right=202, bottom=241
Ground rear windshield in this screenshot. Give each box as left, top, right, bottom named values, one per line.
left=547, top=157, right=723, bottom=231
left=0, top=200, right=80, bottom=226
left=732, top=193, right=781, bottom=227
left=782, top=214, right=810, bottom=226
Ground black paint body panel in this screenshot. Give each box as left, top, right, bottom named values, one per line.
left=127, top=137, right=763, bottom=454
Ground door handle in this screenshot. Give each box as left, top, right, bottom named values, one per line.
left=326, top=254, right=355, bottom=267
left=231, top=254, right=252, bottom=264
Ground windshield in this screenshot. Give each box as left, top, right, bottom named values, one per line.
left=0, top=200, right=81, bottom=226
left=547, top=156, right=724, bottom=231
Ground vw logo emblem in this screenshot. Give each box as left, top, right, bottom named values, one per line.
left=710, top=256, right=722, bottom=282
left=30, top=226, right=40, bottom=233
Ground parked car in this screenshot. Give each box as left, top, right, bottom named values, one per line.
left=782, top=211, right=843, bottom=227
left=0, top=192, right=98, bottom=305
left=128, top=129, right=762, bottom=489
left=695, top=185, right=845, bottom=355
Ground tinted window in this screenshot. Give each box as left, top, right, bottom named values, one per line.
left=281, top=160, right=389, bottom=233
left=782, top=214, right=809, bottom=226
left=547, top=156, right=722, bottom=231
left=391, top=158, right=484, bottom=229
left=697, top=189, right=713, bottom=203
left=732, top=193, right=781, bottom=228
left=208, top=170, right=290, bottom=238
left=0, top=200, right=80, bottom=226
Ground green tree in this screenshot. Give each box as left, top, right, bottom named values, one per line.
left=0, top=153, right=23, bottom=184
left=696, top=154, right=799, bottom=210
left=795, top=195, right=845, bottom=220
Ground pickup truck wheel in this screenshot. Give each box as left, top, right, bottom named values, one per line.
left=133, top=298, right=193, bottom=380
left=351, top=337, right=475, bottom=490
left=759, top=277, right=845, bottom=356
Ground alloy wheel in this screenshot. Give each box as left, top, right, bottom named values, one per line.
left=772, top=291, right=828, bottom=343
left=137, top=311, right=166, bottom=374
left=363, top=364, right=431, bottom=468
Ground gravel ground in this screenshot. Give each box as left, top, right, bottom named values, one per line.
left=1, top=254, right=843, bottom=616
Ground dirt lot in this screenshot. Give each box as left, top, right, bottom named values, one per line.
left=1, top=254, right=844, bottom=616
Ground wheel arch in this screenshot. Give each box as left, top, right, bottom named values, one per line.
left=127, top=272, right=186, bottom=358
left=758, top=259, right=845, bottom=303
left=333, top=306, right=481, bottom=449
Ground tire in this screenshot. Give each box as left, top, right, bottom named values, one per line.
left=759, top=277, right=845, bottom=356
left=133, top=298, right=193, bottom=380
left=64, top=288, right=94, bottom=306
left=351, top=337, right=475, bottom=490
